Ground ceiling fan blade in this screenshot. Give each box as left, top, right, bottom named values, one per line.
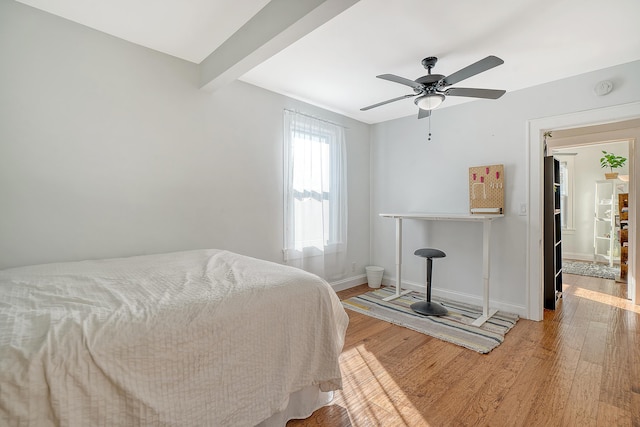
left=418, top=108, right=431, bottom=119
left=377, top=74, right=423, bottom=91
left=444, top=87, right=506, bottom=99
left=441, top=56, right=504, bottom=86
left=360, top=94, right=415, bottom=111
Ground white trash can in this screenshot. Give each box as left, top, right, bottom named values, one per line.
left=365, top=266, right=384, bottom=288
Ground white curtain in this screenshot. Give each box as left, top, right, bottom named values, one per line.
left=283, top=110, right=347, bottom=281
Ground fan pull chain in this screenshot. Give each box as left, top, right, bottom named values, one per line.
left=428, top=115, right=432, bottom=141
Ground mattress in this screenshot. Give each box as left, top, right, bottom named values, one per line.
left=0, top=249, right=349, bottom=426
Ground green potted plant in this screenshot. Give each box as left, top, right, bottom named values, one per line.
left=600, top=151, right=626, bottom=179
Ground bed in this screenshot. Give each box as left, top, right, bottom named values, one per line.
left=0, top=249, right=349, bottom=426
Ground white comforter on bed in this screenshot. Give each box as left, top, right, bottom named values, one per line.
left=0, top=249, right=349, bottom=426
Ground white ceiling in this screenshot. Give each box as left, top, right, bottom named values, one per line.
left=17, top=0, right=640, bottom=124
left=16, top=0, right=272, bottom=63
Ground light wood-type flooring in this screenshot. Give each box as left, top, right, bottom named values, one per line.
left=289, top=273, right=640, bottom=426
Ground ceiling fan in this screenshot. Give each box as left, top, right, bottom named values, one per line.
left=361, top=55, right=506, bottom=119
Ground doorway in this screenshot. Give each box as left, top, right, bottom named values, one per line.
left=527, top=102, right=640, bottom=321
left=549, top=137, right=630, bottom=286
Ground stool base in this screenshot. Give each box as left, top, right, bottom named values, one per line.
left=410, top=301, right=448, bottom=316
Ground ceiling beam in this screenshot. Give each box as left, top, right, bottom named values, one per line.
left=199, top=0, right=359, bottom=91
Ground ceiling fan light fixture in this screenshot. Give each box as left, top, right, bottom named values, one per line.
left=361, top=56, right=505, bottom=119
left=414, top=93, right=445, bottom=110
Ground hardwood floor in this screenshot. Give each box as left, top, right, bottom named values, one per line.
left=289, top=274, right=640, bottom=426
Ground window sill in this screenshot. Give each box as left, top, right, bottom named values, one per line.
left=283, top=242, right=346, bottom=261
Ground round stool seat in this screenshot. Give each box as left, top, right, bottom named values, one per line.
left=414, top=248, right=446, bottom=259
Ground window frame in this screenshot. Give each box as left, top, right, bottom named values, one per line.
left=557, top=156, right=575, bottom=233
left=283, top=112, right=347, bottom=261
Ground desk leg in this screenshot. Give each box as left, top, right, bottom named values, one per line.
left=471, top=219, right=499, bottom=326
left=383, top=218, right=411, bottom=301
left=383, top=217, right=413, bottom=301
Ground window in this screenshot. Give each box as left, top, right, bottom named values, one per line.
left=283, top=110, right=347, bottom=269
left=557, top=156, right=575, bottom=231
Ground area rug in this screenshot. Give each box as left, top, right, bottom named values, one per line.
left=342, top=287, right=518, bottom=354
left=562, top=260, right=617, bottom=280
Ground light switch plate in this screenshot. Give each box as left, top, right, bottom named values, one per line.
left=519, top=203, right=527, bottom=216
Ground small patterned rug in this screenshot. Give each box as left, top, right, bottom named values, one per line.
left=562, top=260, right=618, bottom=280
left=342, top=287, right=518, bottom=354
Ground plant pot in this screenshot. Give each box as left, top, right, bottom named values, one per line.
left=605, top=172, right=619, bottom=179
left=365, top=266, right=384, bottom=288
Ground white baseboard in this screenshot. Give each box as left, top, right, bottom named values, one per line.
left=330, top=274, right=366, bottom=292
left=381, top=277, right=528, bottom=319
left=562, top=252, right=595, bottom=262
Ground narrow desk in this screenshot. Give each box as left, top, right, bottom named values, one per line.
left=380, top=213, right=504, bottom=327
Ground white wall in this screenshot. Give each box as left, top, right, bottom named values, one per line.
left=2, top=0, right=640, bottom=310
left=371, top=60, right=640, bottom=316
left=0, top=0, right=371, bottom=283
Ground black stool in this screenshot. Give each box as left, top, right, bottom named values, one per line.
left=410, top=248, right=448, bottom=316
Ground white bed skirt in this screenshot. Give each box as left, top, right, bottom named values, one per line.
left=257, top=386, right=334, bottom=427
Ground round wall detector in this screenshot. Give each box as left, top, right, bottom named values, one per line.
left=594, top=80, right=613, bottom=96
